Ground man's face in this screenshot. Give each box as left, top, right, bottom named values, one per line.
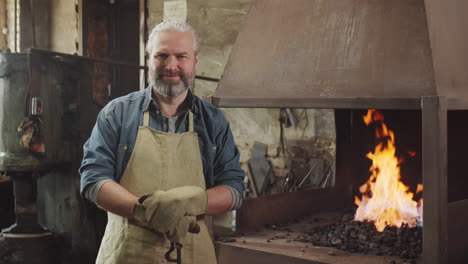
left=149, top=31, right=198, bottom=98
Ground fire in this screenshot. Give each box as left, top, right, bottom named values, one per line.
left=354, top=109, right=423, bottom=232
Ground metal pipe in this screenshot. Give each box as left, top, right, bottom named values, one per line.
left=27, top=48, right=147, bottom=69
left=26, top=48, right=220, bottom=83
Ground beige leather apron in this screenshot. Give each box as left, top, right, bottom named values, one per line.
left=95, top=111, right=217, bottom=264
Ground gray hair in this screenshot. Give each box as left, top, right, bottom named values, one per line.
left=146, top=20, right=199, bottom=55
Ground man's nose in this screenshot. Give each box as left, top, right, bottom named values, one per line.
left=164, top=56, right=179, bottom=71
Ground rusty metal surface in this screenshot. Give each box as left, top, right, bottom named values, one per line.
left=212, top=97, right=423, bottom=109
left=0, top=233, right=59, bottom=264
left=215, top=0, right=438, bottom=107
left=0, top=53, right=39, bottom=171
left=236, top=188, right=345, bottom=234
left=2, top=173, right=46, bottom=234
left=446, top=98, right=468, bottom=110
left=424, top=0, right=468, bottom=103
left=422, top=97, right=448, bottom=264
left=0, top=52, right=82, bottom=172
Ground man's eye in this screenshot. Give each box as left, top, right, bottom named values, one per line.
left=177, top=55, right=188, bottom=59
left=156, top=54, right=168, bottom=59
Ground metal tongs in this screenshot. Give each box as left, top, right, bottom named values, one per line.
left=164, top=223, right=201, bottom=264
left=165, top=242, right=182, bottom=264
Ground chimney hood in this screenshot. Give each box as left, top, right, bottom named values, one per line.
left=213, top=0, right=468, bottom=110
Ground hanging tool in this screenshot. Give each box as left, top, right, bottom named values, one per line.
left=164, top=222, right=200, bottom=264
left=165, top=242, right=182, bottom=264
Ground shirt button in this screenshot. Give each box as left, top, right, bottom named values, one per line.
left=122, top=146, right=128, bottom=150
left=213, top=146, right=217, bottom=151
left=156, top=110, right=160, bottom=114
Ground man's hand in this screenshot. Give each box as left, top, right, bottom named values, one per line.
left=166, top=215, right=199, bottom=243
left=133, top=186, right=207, bottom=233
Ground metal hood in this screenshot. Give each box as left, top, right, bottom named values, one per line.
left=213, top=0, right=468, bottom=110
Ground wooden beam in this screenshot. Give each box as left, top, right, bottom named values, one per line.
left=422, top=96, right=448, bottom=264
left=139, top=0, right=147, bottom=90
left=0, top=0, right=7, bottom=49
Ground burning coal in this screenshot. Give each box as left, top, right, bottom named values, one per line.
left=354, top=110, right=423, bottom=232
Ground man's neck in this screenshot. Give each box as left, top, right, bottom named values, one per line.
left=153, top=89, right=189, bottom=117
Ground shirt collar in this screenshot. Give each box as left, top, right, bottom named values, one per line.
left=141, top=85, right=199, bottom=115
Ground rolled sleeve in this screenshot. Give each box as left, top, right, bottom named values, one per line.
left=224, top=185, right=243, bottom=211
left=79, top=107, right=120, bottom=196
left=213, top=114, right=246, bottom=196
left=84, top=179, right=114, bottom=203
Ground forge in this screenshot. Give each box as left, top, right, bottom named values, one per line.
left=212, top=0, right=468, bottom=263
left=216, top=108, right=468, bottom=264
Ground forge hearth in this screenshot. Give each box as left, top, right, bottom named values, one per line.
left=215, top=109, right=467, bottom=264
left=217, top=211, right=422, bottom=264
left=212, top=0, right=468, bottom=263
left=303, top=215, right=422, bottom=261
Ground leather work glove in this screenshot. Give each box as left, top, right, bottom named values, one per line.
left=133, top=186, right=207, bottom=234
left=166, top=215, right=200, bottom=243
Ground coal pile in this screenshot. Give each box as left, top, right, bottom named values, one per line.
left=286, top=214, right=422, bottom=262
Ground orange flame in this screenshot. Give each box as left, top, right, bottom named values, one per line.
left=354, top=109, right=423, bottom=232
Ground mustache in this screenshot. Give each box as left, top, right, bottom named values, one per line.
left=157, top=70, right=183, bottom=77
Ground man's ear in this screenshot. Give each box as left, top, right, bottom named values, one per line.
left=194, top=52, right=199, bottom=65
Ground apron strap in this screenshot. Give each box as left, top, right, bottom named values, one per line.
left=189, top=111, right=194, bottom=132
left=143, top=111, right=150, bottom=127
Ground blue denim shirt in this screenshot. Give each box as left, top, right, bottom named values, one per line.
left=79, top=86, right=245, bottom=196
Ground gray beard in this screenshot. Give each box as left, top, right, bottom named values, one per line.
left=150, top=70, right=194, bottom=98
